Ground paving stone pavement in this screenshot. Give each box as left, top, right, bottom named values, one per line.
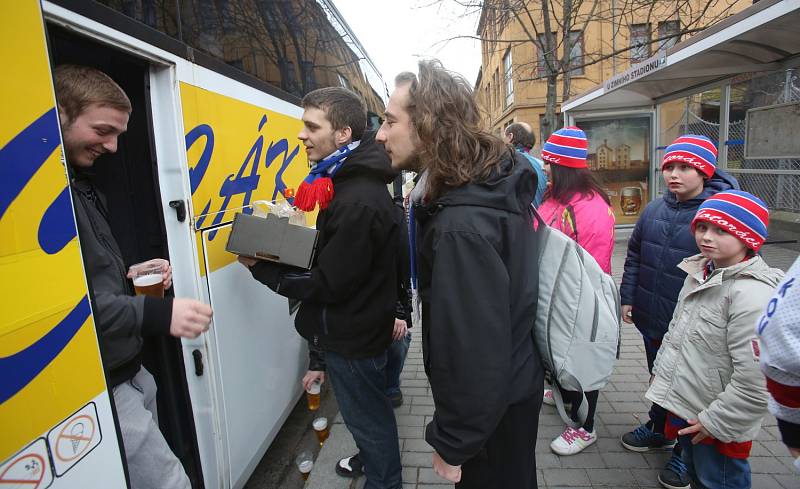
left=309, top=234, right=799, bottom=488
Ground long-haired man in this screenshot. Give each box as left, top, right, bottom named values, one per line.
left=376, top=60, right=544, bottom=488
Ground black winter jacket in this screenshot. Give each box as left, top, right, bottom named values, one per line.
left=249, top=131, right=400, bottom=359
left=414, top=151, right=544, bottom=466
left=620, top=170, right=738, bottom=340
left=71, top=173, right=173, bottom=387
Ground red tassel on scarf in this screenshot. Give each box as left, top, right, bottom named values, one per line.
left=294, top=177, right=334, bottom=212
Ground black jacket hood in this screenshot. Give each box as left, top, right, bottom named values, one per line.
left=335, top=130, right=398, bottom=185
left=424, top=149, right=536, bottom=216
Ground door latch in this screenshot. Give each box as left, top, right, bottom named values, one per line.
left=169, top=200, right=186, bottom=222
left=192, top=349, right=204, bottom=376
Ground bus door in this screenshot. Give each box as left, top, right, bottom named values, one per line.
left=0, top=2, right=128, bottom=487
left=181, top=82, right=309, bottom=488
left=42, top=20, right=206, bottom=488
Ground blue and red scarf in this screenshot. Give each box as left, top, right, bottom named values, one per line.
left=294, top=141, right=359, bottom=212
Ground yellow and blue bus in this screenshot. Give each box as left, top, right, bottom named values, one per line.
left=0, top=1, right=386, bottom=488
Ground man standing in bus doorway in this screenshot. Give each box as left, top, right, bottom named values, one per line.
left=239, top=87, right=403, bottom=489
left=375, top=61, right=544, bottom=489
left=504, top=122, right=548, bottom=208
left=55, top=65, right=213, bottom=489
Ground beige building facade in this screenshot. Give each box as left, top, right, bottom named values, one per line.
left=475, top=0, right=750, bottom=149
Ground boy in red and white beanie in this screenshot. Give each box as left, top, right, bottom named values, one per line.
left=645, top=190, right=784, bottom=488
left=619, top=134, right=740, bottom=489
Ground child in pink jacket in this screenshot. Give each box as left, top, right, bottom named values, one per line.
left=537, top=126, right=616, bottom=455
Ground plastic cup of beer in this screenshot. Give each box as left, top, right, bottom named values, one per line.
left=306, top=380, right=321, bottom=411
left=129, top=261, right=165, bottom=298
left=295, top=451, right=313, bottom=480
left=313, top=417, right=329, bottom=446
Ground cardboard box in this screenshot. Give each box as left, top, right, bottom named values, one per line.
left=225, top=212, right=318, bottom=269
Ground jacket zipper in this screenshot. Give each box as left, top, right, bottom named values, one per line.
left=82, top=192, right=129, bottom=289
left=655, top=202, right=682, bottom=325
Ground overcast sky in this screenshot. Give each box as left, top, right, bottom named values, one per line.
left=333, top=0, right=483, bottom=93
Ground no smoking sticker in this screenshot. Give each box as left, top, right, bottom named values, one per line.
left=0, top=438, right=53, bottom=489
left=47, top=402, right=102, bottom=477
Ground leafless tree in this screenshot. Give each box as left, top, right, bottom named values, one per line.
left=437, top=0, right=741, bottom=139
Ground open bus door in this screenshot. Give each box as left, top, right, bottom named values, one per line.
left=0, top=2, right=128, bottom=487
left=179, top=82, right=309, bottom=488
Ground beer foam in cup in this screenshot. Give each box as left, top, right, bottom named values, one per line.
left=307, top=381, right=321, bottom=395
left=133, top=273, right=162, bottom=287
left=313, top=417, right=327, bottom=430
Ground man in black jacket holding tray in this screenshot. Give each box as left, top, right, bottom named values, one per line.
left=239, top=87, right=402, bottom=489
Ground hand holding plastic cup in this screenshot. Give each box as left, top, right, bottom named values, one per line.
left=306, top=380, right=321, bottom=411
left=128, top=259, right=169, bottom=297
left=295, top=451, right=313, bottom=480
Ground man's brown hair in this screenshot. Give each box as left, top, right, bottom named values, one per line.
left=396, top=60, right=508, bottom=199
left=54, top=64, right=131, bottom=123
left=302, top=87, right=367, bottom=141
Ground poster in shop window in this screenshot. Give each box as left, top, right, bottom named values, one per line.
left=575, top=116, right=652, bottom=226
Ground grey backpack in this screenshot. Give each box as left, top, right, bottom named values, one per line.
left=531, top=206, right=621, bottom=427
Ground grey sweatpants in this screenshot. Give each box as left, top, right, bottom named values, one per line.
left=113, top=367, right=191, bottom=489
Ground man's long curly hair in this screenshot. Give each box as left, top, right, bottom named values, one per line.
left=397, top=60, right=508, bottom=200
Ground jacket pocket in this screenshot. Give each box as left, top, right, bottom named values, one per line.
left=689, top=307, right=727, bottom=354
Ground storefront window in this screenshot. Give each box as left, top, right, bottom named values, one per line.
left=575, top=116, right=652, bottom=225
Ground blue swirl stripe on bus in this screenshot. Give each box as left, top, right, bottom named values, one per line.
left=0, top=296, right=91, bottom=404
left=38, top=186, right=78, bottom=254
left=186, top=115, right=300, bottom=240
left=186, top=124, right=214, bottom=195
left=0, top=108, right=61, bottom=221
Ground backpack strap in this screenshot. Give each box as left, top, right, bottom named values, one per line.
left=550, top=373, right=590, bottom=429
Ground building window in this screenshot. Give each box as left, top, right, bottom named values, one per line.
left=630, top=24, right=651, bottom=64
left=568, top=31, right=584, bottom=75
left=503, top=49, right=514, bottom=108
left=485, top=85, right=491, bottom=112
left=493, top=69, right=500, bottom=112
left=537, top=33, right=548, bottom=78
left=337, top=73, right=350, bottom=89
left=658, top=20, right=681, bottom=51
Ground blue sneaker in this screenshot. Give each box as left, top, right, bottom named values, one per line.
left=621, top=423, right=677, bottom=452
left=658, top=453, right=690, bottom=489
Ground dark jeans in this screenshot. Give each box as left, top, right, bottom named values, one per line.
left=644, top=336, right=668, bottom=432
left=325, top=350, right=402, bottom=489
left=644, top=337, right=683, bottom=458
left=678, top=435, right=751, bottom=489
left=386, top=331, right=412, bottom=397
left=457, top=392, right=543, bottom=489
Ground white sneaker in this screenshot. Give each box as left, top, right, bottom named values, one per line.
left=543, top=389, right=556, bottom=406
left=550, top=427, right=597, bottom=455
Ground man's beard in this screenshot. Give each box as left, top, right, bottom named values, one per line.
left=398, top=151, right=423, bottom=173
